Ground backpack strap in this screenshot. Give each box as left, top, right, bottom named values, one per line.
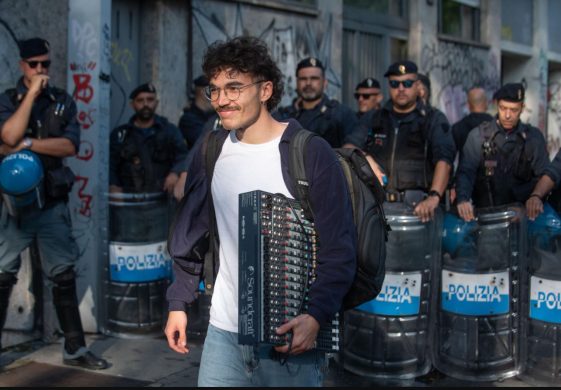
left=288, top=129, right=316, bottom=221
left=202, top=130, right=224, bottom=294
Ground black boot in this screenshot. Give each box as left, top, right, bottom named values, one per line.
left=52, top=269, right=108, bottom=370
left=0, top=273, right=16, bottom=368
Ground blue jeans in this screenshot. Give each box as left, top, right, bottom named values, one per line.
left=198, top=324, right=328, bottom=387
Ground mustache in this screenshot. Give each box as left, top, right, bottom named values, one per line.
left=216, top=106, right=241, bottom=112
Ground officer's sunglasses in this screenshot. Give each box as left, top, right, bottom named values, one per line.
left=24, top=59, right=51, bottom=69
left=354, top=93, right=378, bottom=100
left=389, top=79, right=416, bottom=89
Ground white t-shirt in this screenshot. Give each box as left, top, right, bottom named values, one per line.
left=209, top=130, right=292, bottom=333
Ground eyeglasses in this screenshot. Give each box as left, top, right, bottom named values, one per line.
left=23, top=59, right=51, bottom=69
left=204, top=80, right=264, bottom=102
left=389, top=79, right=416, bottom=89
left=354, top=93, right=379, bottom=100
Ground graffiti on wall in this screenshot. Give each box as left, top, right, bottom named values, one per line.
left=192, top=1, right=339, bottom=106
left=421, top=40, right=500, bottom=124
left=68, top=18, right=100, bottom=262
left=548, top=80, right=561, bottom=158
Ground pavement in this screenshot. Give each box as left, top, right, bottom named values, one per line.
left=0, top=328, right=538, bottom=387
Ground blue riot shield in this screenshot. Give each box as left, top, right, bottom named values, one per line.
left=519, top=202, right=561, bottom=386
left=341, top=202, right=442, bottom=380
left=433, top=204, right=525, bottom=381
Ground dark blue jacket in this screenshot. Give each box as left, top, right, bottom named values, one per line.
left=544, top=148, right=561, bottom=186
left=456, top=119, right=549, bottom=206
left=166, top=118, right=357, bottom=326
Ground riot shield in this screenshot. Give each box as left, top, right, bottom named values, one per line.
left=519, top=202, right=561, bottom=386
left=342, top=202, right=442, bottom=380
left=433, top=203, right=525, bottom=381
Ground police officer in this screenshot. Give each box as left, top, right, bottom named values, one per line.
left=0, top=37, right=108, bottom=369
left=452, top=87, right=494, bottom=155
left=109, top=83, right=188, bottom=198
left=354, top=77, right=383, bottom=118
left=526, top=149, right=561, bottom=220
left=364, top=60, right=455, bottom=222
left=275, top=57, right=365, bottom=148
left=456, top=83, right=550, bottom=221
left=177, top=75, right=217, bottom=150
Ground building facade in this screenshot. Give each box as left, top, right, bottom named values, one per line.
left=0, top=0, right=560, bottom=340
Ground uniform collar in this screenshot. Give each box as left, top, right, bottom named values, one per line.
left=297, top=94, right=330, bottom=112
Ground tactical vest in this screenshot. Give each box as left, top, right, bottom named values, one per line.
left=365, top=108, right=434, bottom=192
left=472, top=121, right=534, bottom=207
left=113, top=122, right=176, bottom=193
left=5, top=87, right=74, bottom=202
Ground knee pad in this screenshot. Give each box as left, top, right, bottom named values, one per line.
left=51, top=268, right=78, bottom=307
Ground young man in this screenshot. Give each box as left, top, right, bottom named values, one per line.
left=164, top=37, right=357, bottom=387
left=0, top=37, right=107, bottom=369
left=456, top=83, right=550, bottom=221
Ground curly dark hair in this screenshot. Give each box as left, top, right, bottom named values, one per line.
left=202, top=36, right=284, bottom=111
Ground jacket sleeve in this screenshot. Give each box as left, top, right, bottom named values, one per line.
left=455, top=129, right=482, bottom=203
left=544, top=148, right=561, bottom=186
left=168, top=123, right=189, bottom=174
left=429, top=110, right=455, bottom=166
left=303, top=136, right=357, bottom=325
left=166, top=140, right=210, bottom=311
left=341, top=105, right=367, bottom=148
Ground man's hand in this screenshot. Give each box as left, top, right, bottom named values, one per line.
left=0, top=139, right=29, bottom=156
left=274, top=314, right=320, bottom=355
left=414, top=195, right=440, bottom=223
left=526, top=195, right=544, bottom=221
left=163, top=172, right=179, bottom=195
left=173, top=172, right=187, bottom=201
left=28, top=74, right=50, bottom=98
left=165, top=311, right=189, bottom=354
left=457, top=201, right=475, bottom=221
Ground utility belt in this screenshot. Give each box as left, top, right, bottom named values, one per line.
left=385, top=189, right=427, bottom=207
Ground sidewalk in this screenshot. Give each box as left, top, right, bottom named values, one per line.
left=0, top=332, right=532, bottom=387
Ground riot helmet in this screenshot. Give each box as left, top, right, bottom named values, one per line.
left=0, top=150, right=45, bottom=216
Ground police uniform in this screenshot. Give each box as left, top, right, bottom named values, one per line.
left=365, top=61, right=455, bottom=202
left=274, top=57, right=367, bottom=148
left=455, top=83, right=550, bottom=208
left=178, top=75, right=216, bottom=150
left=0, top=38, right=107, bottom=369
left=109, top=84, right=188, bottom=193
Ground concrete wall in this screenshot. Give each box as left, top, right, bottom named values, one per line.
left=139, top=0, right=189, bottom=124
left=190, top=0, right=343, bottom=107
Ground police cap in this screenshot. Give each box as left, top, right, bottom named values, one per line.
left=296, top=57, right=325, bottom=74
left=356, top=77, right=380, bottom=90
left=193, top=75, right=209, bottom=87
left=493, top=83, right=525, bottom=102
left=19, top=37, right=50, bottom=59
left=417, top=73, right=431, bottom=90
left=384, top=60, right=418, bottom=77
left=129, top=83, right=157, bottom=100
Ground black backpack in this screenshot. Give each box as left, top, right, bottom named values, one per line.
left=289, top=129, right=389, bottom=310
left=175, top=128, right=389, bottom=310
